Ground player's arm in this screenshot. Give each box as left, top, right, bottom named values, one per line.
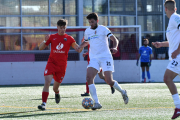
left=71, top=42, right=84, bottom=53
left=136, top=53, right=141, bottom=66
left=83, top=51, right=89, bottom=57
left=172, top=43, right=180, bottom=59
left=39, top=35, right=50, bottom=50
left=109, top=35, right=119, bottom=54
left=152, top=41, right=169, bottom=48
left=78, top=41, right=89, bottom=51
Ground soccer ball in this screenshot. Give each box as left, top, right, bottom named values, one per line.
left=82, top=98, right=94, bottom=109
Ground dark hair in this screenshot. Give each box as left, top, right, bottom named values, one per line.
left=86, top=12, right=98, bottom=20
left=143, top=38, right=149, bottom=43
left=57, top=19, right=68, bottom=26
left=164, top=0, right=176, bottom=11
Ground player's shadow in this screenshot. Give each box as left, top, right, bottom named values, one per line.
left=31, top=96, right=81, bottom=101
left=0, top=110, right=92, bottom=119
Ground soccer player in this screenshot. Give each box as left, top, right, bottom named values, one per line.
left=78, top=12, right=129, bottom=110
left=81, top=45, right=115, bottom=96
left=37, top=19, right=83, bottom=110
left=136, top=38, right=153, bottom=83
left=152, top=0, right=180, bottom=119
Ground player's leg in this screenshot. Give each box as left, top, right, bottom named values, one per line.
left=104, top=71, right=128, bottom=104
left=38, top=75, right=53, bottom=110
left=86, top=67, right=102, bottom=110
left=146, top=66, right=151, bottom=82
left=53, top=80, right=61, bottom=104
left=164, top=69, right=180, bottom=119
left=98, top=69, right=115, bottom=94
left=141, top=63, right=146, bottom=82
left=81, top=82, right=90, bottom=96
left=53, top=69, right=65, bottom=104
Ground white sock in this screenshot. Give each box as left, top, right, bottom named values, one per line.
left=43, top=102, right=46, bottom=105
left=113, top=81, right=124, bottom=94
left=88, top=84, right=99, bottom=103
left=172, top=93, right=180, bottom=109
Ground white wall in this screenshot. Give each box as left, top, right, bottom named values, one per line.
left=0, top=60, right=179, bottom=85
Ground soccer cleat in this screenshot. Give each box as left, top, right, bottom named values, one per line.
left=92, top=103, right=102, bottom=110
left=38, top=103, right=46, bottom=110
left=111, top=87, right=115, bottom=94
left=81, top=92, right=90, bottom=96
left=122, top=90, right=129, bottom=104
left=55, top=93, right=61, bottom=104
left=149, top=80, right=155, bottom=83
left=172, top=108, right=180, bottom=119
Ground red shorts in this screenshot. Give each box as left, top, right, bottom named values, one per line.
left=44, top=62, right=66, bottom=83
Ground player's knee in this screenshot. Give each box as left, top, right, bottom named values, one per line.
left=44, top=78, right=52, bottom=85
left=163, top=76, right=169, bottom=84
left=53, top=87, right=58, bottom=93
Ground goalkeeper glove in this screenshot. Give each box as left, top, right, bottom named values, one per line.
left=148, top=60, right=152, bottom=67
left=136, top=60, right=139, bottom=66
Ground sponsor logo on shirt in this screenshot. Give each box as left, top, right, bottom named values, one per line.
left=90, top=35, right=98, bottom=40
left=142, top=50, right=147, bottom=56
left=53, top=42, right=65, bottom=53
left=175, top=17, right=180, bottom=24
left=53, top=38, right=57, bottom=40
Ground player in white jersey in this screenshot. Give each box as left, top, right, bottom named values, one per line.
left=152, top=0, right=180, bottom=119
left=78, top=12, right=129, bottom=110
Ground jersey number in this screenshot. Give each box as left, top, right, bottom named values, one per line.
left=106, top=61, right=111, bottom=66
left=172, top=60, right=178, bottom=66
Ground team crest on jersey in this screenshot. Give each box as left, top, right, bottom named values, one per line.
left=64, top=38, right=67, bottom=41
left=56, top=42, right=64, bottom=50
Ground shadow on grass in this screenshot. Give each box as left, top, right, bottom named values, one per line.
left=0, top=110, right=91, bottom=118
left=31, top=96, right=81, bottom=101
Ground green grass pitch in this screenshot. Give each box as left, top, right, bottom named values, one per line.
left=0, top=83, right=178, bottom=120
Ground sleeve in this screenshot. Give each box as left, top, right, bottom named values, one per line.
left=45, top=35, right=52, bottom=46
left=69, top=36, right=76, bottom=44
left=104, top=26, right=113, bottom=38
left=172, top=15, right=180, bottom=30
left=84, top=30, right=89, bottom=42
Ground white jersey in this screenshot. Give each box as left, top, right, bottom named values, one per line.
left=84, top=25, right=113, bottom=59
left=166, top=13, right=180, bottom=60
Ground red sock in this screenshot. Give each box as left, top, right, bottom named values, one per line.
left=86, top=82, right=89, bottom=93
left=55, top=90, right=59, bottom=94
left=42, top=91, right=49, bottom=103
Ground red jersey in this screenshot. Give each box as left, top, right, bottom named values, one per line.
left=45, top=33, right=76, bottom=66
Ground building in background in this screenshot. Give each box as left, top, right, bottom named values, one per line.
left=0, top=0, right=177, bottom=60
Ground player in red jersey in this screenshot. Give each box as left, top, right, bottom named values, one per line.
left=81, top=42, right=115, bottom=96
left=37, top=19, right=83, bottom=110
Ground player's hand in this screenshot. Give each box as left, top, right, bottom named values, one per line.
left=82, top=53, right=86, bottom=57
left=110, top=48, right=118, bottom=54
left=136, top=61, right=138, bottom=66
left=148, top=62, right=151, bottom=67
left=171, top=49, right=180, bottom=59
left=45, top=34, right=50, bottom=42
left=152, top=42, right=162, bottom=48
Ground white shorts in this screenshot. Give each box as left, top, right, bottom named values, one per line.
left=87, top=57, right=114, bottom=73
left=157, top=54, right=166, bottom=59
left=167, top=57, right=180, bottom=74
